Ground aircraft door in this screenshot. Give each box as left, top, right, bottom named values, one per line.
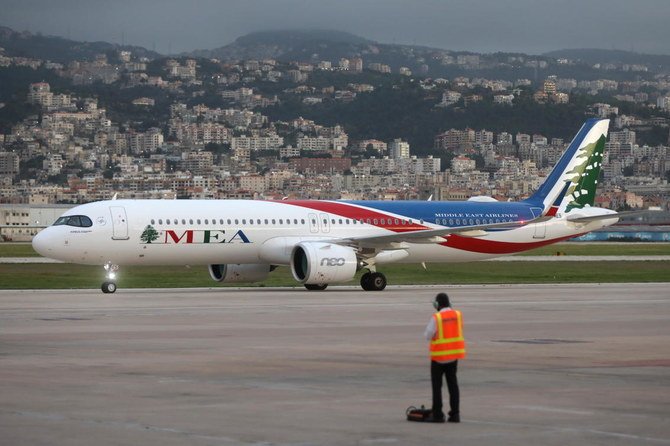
left=319, top=213, right=330, bottom=233
left=110, top=206, right=130, bottom=240
left=308, top=213, right=319, bottom=233
left=530, top=207, right=546, bottom=239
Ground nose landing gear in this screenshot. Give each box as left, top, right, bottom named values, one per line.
left=101, top=263, right=119, bottom=294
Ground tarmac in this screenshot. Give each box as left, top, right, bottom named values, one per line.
left=1, top=283, right=669, bottom=446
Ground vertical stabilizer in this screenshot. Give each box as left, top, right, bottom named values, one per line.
left=525, top=119, right=609, bottom=214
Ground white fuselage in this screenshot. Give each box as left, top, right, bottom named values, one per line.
left=32, top=199, right=617, bottom=267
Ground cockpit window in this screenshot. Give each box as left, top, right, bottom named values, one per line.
left=53, top=215, right=93, bottom=228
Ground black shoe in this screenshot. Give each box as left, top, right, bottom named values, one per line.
left=447, top=415, right=460, bottom=423
left=425, top=413, right=445, bottom=423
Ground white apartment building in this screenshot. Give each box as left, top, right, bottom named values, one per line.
left=389, top=139, right=410, bottom=159
left=231, top=135, right=284, bottom=151
left=657, top=96, right=670, bottom=110
left=297, top=135, right=348, bottom=151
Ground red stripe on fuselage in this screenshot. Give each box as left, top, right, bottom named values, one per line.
left=280, top=200, right=581, bottom=255
left=441, top=233, right=585, bottom=254
left=281, top=200, right=428, bottom=232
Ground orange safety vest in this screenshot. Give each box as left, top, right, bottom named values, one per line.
left=430, top=309, right=466, bottom=362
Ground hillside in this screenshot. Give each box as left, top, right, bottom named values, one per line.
left=0, top=26, right=161, bottom=63
left=544, top=48, right=670, bottom=71
left=187, top=29, right=376, bottom=61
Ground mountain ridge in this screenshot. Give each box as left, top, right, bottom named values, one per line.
left=0, top=26, right=161, bottom=63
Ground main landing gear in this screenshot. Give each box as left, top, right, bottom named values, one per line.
left=101, top=263, right=119, bottom=294
left=302, top=271, right=387, bottom=291
left=360, top=271, right=387, bottom=291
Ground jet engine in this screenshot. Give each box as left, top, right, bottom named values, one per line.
left=208, top=264, right=272, bottom=283
left=290, top=242, right=358, bottom=285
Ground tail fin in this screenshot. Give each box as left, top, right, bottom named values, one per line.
left=525, top=118, right=609, bottom=215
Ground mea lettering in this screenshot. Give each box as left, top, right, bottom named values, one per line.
left=163, top=229, right=251, bottom=244
left=320, top=257, right=346, bottom=267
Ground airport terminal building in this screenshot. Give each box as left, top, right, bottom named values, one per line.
left=0, top=204, right=72, bottom=242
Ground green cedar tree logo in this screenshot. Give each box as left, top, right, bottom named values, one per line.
left=140, top=225, right=159, bottom=244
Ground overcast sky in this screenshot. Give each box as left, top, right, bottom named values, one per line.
left=1, top=0, right=669, bottom=55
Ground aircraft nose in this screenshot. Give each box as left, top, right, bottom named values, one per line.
left=32, top=229, right=56, bottom=258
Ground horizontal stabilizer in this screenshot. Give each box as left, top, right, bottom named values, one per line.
left=566, top=209, right=657, bottom=224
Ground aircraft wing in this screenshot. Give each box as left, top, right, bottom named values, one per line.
left=330, top=219, right=530, bottom=248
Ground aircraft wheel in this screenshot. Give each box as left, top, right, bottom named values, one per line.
left=101, top=282, right=117, bottom=294
left=360, top=272, right=372, bottom=291
left=304, top=283, right=328, bottom=291
left=367, top=272, right=387, bottom=291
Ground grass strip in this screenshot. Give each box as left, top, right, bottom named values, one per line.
left=0, top=261, right=668, bottom=290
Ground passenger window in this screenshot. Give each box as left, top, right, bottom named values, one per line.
left=475, top=219, right=481, bottom=225
left=279, top=219, right=283, bottom=224
left=242, top=219, right=246, bottom=224
left=181, top=219, right=186, bottom=225
left=166, top=219, right=171, bottom=224
left=339, top=219, right=343, bottom=224
left=331, top=219, right=335, bottom=224
left=189, top=219, right=193, bottom=224
left=151, top=219, right=155, bottom=225
left=235, top=219, right=239, bottom=224
left=469, top=219, right=474, bottom=225
left=197, top=219, right=201, bottom=225
left=294, top=219, right=298, bottom=224
left=394, top=219, right=399, bottom=225
left=158, top=219, right=163, bottom=225
left=220, top=219, right=224, bottom=224
left=272, top=219, right=276, bottom=224
left=249, top=219, right=254, bottom=225
left=264, top=219, right=268, bottom=224
left=300, top=219, right=305, bottom=224
left=205, top=219, right=209, bottom=224
left=227, top=219, right=232, bottom=225
left=346, top=219, right=350, bottom=224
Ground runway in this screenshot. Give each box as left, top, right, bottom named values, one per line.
left=1, top=284, right=669, bottom=446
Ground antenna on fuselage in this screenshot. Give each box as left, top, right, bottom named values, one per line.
left=112, top=193, right=118, bottom=200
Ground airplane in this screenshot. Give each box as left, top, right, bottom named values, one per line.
left=32, top=118, right=632, bottom=293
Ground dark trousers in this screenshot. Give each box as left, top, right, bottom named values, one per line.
left=431, top=360, right=459, bottom=418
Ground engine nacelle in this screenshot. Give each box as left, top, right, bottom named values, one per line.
left=290, top=242, right=358, bottom=284
left=208, top=264, right=271, bottom=283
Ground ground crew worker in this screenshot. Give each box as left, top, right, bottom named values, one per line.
left=423, top=292, right=465, bottom=423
